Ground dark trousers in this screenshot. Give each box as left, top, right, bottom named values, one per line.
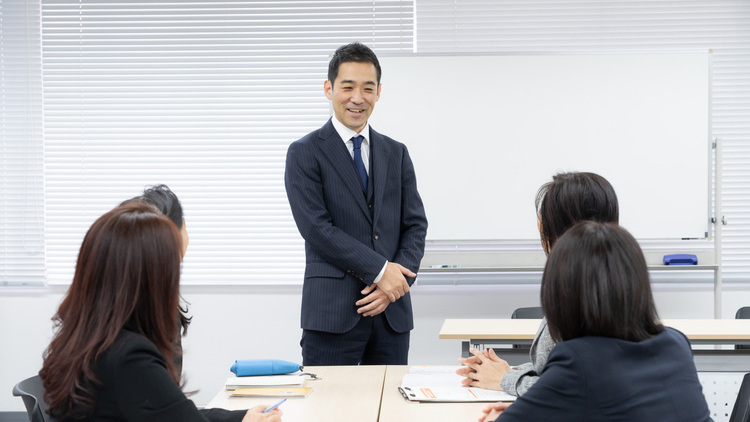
left=301, top=313, right=409, bottom=366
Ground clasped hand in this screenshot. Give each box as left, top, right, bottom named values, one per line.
left=355, top=262, right=414, bottom=317
left=456, top=347, right=511, bottom=390
left=478, top=402, right=512, bottom=422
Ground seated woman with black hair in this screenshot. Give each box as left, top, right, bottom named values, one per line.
left=479, top=222, right=711, bottom=422
left=458, top=172, right=620, bottom=395
left=40, top=202, right=282, bottom=422
left=121, top=184, right=192, bottom=375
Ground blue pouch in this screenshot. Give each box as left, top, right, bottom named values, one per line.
left=230, top=359, right=302, bottom=376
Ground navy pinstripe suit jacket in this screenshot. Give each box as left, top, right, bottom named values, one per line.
left=285, top=119, right=428, bottom=334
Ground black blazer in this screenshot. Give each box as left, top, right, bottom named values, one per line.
left=285, top=119, right=428, bottom=333
left=58, top=329, right=244, bottom=422
left=495, top=328, right=712, bottom=422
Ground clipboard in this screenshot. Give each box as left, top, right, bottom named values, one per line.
left=398, top=366, right=516, bottom=403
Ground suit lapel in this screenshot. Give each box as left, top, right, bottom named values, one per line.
left=369, top=126, right=391, bottom=227
left=317, top=120, right=372, bottom=221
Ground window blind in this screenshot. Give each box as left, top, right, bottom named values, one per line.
left=1, top=0, right=45, bottom=286
left=5, top=1, right=749, bottom=286
left=41, top=0, right=414, bottom=285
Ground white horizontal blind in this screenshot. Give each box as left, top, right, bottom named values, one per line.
left=416, top=0, right=750, bottom=281
left=0, top=0, right=45, bottom=286
left=41, top=0, right=414, bottom=285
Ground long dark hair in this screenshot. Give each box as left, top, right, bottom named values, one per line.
left=541, top=221, right=664, bottom=342
left=40, top=202, right=183, bottom=417
left=535, top=172, right=619, bottom=254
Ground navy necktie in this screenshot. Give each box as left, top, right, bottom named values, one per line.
left=351, top=135, right=368, bottom=192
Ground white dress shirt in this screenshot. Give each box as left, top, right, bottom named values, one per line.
left=331, top=116, right=371, bottom=175
left=330, top=116, right=387, bottom=284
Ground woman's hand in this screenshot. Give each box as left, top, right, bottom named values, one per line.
left=456, top=347, right=511, bottom=390
left=478, top=401, right=512, bottom=422
left=242, top=405, right=283, bottom=422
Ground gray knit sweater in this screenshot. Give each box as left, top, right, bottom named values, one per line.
left=499, top=318, right=556, bottom=396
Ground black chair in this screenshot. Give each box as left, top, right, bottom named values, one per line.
left=12, top=375, right=55, bottom=422
left=510, top=306, right=543, bottom=350
left=736, top=307, right=750, bottom=350
left=511, top=306, right=543, bottom=320
left=730, top=373, right=750, bottom=422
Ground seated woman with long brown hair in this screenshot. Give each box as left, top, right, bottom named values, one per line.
left=40, top=202, right=281, bottom=422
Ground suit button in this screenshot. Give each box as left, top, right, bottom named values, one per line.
left=368, top=204, right=372, bottom=208
left=374, top=234, right=379, bottom=240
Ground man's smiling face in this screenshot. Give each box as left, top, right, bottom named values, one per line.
left=324, top=61, right=381, bottom=133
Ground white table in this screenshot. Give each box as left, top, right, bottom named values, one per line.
left=440, top=318, right=750, bottom=370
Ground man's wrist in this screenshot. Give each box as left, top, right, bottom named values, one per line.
left=372, top=260, right=388, bottom=284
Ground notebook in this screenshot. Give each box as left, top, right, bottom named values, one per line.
left=231, top=387, right=312, bottom=398
left=225, top=374, right=305, bottom=390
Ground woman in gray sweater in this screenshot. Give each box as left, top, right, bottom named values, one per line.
left=456, top=171, right=619, bottom=396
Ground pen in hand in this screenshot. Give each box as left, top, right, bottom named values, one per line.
left=262, top=398, right=286, bottom=413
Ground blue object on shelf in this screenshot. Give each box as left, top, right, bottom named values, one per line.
left=663, top=254, right=698, bottom=265
left=230, top=359, right=302, bottom=376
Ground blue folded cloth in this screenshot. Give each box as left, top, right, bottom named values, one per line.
left=230, top=359, right=302, bottom=376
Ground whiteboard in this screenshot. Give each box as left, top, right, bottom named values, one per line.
left=369, top=52, right=711, bottom=241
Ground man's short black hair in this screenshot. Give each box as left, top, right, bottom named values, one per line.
left=327, top=42, right=382, bottom=85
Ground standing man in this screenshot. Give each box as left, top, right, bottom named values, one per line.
left=285, top=42, right=428, bottom=365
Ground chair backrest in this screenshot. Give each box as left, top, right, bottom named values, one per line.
left=510, top=306, right=543, bottom=349
left=511, top=306, right=543, bottom=320
left=730, top=373, right=750, bottom=422
left=736, top=307, right=750, bottom=350
left=12, top=375, right=54, bottom=422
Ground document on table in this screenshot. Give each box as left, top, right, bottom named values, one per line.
left=399, top=366, right=517, bottom=402
left=225, top=374, right=306, bottom=390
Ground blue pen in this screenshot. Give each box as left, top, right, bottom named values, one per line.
left=262, top=398, right=286, bottom=413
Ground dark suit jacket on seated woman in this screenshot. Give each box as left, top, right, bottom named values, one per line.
left=57, top=328, right=242, bottom=422
left=483, top=222, right=712, bottom=422
left=495, top=328, right=710, bottom=422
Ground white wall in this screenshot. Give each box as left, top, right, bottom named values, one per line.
left=3, top=280, right=749, bottom=412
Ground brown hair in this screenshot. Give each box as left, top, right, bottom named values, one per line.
left=535, top=172, right=619, bottom=254
left=40, top=202, right=183, bottom=417
left=541, top=221, right=663, bottom=342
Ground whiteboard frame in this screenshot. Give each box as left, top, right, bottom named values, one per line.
left=374, top=51, right=719, bottom=318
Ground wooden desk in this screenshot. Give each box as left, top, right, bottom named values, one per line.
left=205, top=366, right=386, bottom=422
left=378, top=366, right=491, bottom=422
left=439, top=318, right=750, bottom=370
left=207, top=365, right=502, bottom=422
